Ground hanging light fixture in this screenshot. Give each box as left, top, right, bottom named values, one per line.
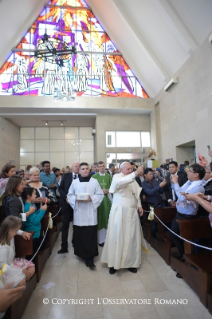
left=61, top=121, right=64, bottom=126
left=35, top=33, right=76, bottom=64
left=35, top=33, right=77, bottom=101
left=45, top=121, right=48, bottom=126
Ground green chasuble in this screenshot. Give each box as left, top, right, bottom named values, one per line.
left=92, top=173, right=112, bottom=230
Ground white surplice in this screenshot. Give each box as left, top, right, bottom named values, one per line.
left=67, top=178, right=104, bottom=226
left=101, top=172, right=147, bottom=269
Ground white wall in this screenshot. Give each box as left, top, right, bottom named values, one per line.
left=0, top=117, right=20, bottom=168
left=176, top=145, right=195, bottom=164
left=152, top=34, right=212, bottom=164
left=20, top=127, right=94, bottom=169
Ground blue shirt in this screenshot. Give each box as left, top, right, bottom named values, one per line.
left=24, top=202, right=46, bottom=238
left=40, top=172, right=58, bottom=199
left=172, top=180, right=205, bottom=215
left=141, top=179, right=164, bottom=204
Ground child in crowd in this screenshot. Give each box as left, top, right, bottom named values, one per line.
left=0, top=216, right=35, bottom=287
left=22, top=188, right=47, bottom=254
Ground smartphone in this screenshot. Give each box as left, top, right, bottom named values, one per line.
left=179, top=164, right=186, bottom=172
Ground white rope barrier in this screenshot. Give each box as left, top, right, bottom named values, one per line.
left=143, top=209, right=212, bottom=251
left=51, top=207, right=61, bottom=219
left=23, top=207, right=61, bottom=267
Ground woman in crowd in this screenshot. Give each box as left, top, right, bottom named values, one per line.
left=3, top=176, right=34, bottom=220
left=0, top=164, right=16, bottom=211
left=27, top=167, right=56, bottom=210
left=2, top=176, right=33, bottom=240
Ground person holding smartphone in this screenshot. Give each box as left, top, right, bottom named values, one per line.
left=164, top=161, right=188, bottom=207
left=169, top=164, right=205, bottom=271
left=141, top=168, right=167, bottom=238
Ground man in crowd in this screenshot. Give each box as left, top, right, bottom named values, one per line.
left=164, top=161, right=188, bottom=207
left=40, top=161, right=58, bottom=200
left=92, top=161, right=112, bottom=247
left=153, top=168, right=164, bottom=182
left=90, top=162, right=99, bottom=175
left=169, top=164, right=205, bottom=265
left=108, top=163, right=115, bottom=177
left=197, top=162, right=212, bottom=217
left=141, top=168, right=167, bottom=237
left=65, top=166, right=71, bottom=173
left=67, top=162, right=104, bottom=268
left=52, top=167, right=60, bottom=178
left=58, top=162, right=80, bottom=254
left=101, top=162, right=146, bottom=274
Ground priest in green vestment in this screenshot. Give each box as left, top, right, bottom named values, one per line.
left=92, top=161, right=112, bottom=246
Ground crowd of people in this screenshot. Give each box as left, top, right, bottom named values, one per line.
left=0, top=153, right=212, bottom=316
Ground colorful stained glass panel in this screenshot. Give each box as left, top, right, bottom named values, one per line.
left=0, top=0, right=148, bottom=98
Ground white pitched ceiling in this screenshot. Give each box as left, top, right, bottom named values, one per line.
left=0, top=0, right=212, bottom=98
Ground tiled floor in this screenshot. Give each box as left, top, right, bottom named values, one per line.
left=22, top=228, right=212, bottom=319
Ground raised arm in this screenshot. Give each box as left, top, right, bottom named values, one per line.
left=115, top=172, right=136, bottom=189
left=26, top=208, right=46, bottom=226
left=185, top=193, right=212, bottom=214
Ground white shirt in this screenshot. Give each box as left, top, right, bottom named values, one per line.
left=170, top=171, right=178, bottom=202
left=99, top=172, right=105, bottom=176
left=67, top=177, right=104, bottom=226
left=172, top=180, right=205, bottom=215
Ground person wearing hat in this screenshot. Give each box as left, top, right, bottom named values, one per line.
left=154, top=168, right=164, bottom=182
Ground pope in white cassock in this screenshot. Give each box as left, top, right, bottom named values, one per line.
left=101, top=162, right=147, bottom=274
left=67, top=162, right=104, bottom=269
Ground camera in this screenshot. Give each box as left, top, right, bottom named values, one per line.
left=160, top=163, right=169, bottom=171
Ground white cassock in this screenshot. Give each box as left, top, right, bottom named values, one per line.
left=67, top=177, right=104, bottom=226
left=67, top=177, right=104, bottom=259
left=101, top=172, right=147, bottom=269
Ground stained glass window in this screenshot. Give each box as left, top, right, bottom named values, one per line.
left=0, top=0, right=149, bottom=98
